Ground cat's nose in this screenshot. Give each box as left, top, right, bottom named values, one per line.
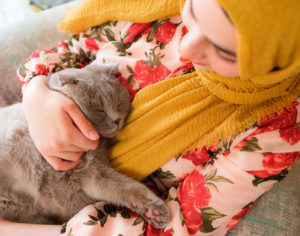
left=114, top=118, right=121, bottom=126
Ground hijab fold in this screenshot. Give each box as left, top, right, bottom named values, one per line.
left=60, top=0, right=300, bottom=180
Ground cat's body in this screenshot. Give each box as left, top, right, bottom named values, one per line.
left=0, top=64, right=168, bottom=228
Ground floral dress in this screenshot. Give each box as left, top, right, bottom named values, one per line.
left=17, top=17, right=300, bottom=236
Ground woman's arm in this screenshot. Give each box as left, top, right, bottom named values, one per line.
left=0, top=219, right=61, bottom=236
left=17, top=27, right=108, bottom=170
left=22, top=75, right=99, bottom=170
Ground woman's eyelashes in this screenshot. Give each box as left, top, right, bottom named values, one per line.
left=215, top=48, right=237, bottom=63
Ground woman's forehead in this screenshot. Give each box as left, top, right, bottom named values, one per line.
left=191, top=0, right=237, bottom=53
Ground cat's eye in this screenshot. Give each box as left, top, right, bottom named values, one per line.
left=97, top=109, right=105, bottom=113
left=118, top=103, right=124, bottom=110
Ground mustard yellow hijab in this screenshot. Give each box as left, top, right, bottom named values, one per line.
left=60, top=0, right=300, bottom=180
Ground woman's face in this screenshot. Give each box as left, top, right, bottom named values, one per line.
left=179, top=0, right=239, bottom=77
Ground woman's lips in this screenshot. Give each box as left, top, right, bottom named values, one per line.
left=192, top=60, right=207, bottom=66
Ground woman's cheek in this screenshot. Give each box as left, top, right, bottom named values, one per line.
left=209, top=54, right=239, bottom=77
left=212, top=64, right=238, bottom=77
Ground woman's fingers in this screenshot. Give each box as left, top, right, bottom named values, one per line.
left=22, top=75, right=100, bottom=171
left=62, top=99, right=100, bottom=151
left=59, top=151, right=84, bottom=162
left=45, top=156, right=84, bottom=171
left=69, top=127, right=99, bottom=151
left=64, top=100, right=100, bottom=141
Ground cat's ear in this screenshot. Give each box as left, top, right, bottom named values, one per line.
left=104, top=63, right=119, bottom=78
left=57, top=75, right=78, bottom=87
left=92, top=63, right=119, bottom=78
left=106, top=63, right=119, bottom=73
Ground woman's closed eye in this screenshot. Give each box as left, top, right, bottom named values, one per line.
left=215, top=48, right=237, bottom=63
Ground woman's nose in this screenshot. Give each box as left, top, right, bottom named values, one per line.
left=179, top=31, right=207, bottom=61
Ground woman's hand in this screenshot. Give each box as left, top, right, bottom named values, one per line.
left=22, top=75, right=99, bottom=171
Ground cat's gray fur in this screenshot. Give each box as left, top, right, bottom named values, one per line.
left=0, top=64, right=168, bottom=228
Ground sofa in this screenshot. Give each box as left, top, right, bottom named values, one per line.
left=0, top=1, right=299, bottom=235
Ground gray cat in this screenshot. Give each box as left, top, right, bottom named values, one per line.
left=0, top=63, right=169, bottom=229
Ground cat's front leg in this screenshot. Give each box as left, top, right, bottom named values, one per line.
left=81, top=167, right=169, bottom=229
left=0, top=192, right=50, bottom=224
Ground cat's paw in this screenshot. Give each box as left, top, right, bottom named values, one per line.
left=131, top=194, right=169, bottom=229
left=143, top=198, right=169, bottom=229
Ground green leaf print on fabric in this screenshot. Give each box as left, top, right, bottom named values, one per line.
left=144, top=47, right=164, bottom=68
left=165, top=190, right=175, bottom=203
left=200, top=207, right=226, bottom=233
left=179, top=210, right=185, bottom=226
left=90, top=21, right=118, bottom=42
left=103, top=204, right=119, bottom=217
left=84, top=204, right=123, bottom=227
left=252, top=168, right=289, bottom=186
left=67, top=34, right=80, bottom=47
left=67, top=228, right=73, bottom=236
left=60, top=222, right=67, bottom=234
left=133, top=216, right=144, bottom=226
left=146, top=19, right=169, bottom=42
left=240, top=137, right=262, bottom=152
left=17, top=62, right=27, bottom=80
left=111, top=41, right=133, bottom=56
left=205, top=169, right=234, bottom=193
left=84, top=215, right=100, bottom=226
left=153, top=168, right=176, bottom=179
left=120, top=211, right=131, bottom=219
left=58, top=49, right=94, bottom=70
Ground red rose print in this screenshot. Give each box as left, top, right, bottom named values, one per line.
left=226, top=206, right=251, bottom=232
left=155, top=21, right=177, bottom=45
left=233, top=140, right=247, bottom=151
left=182, top=147, right=211, bottom=166
left=26, top=50, right=56, bottom=62
left=143, top=27, right=152, bottom=35
left=125, top=209, right=139, bottom=218
left=255, top=101, right=298, bottom=134
left=56, top=40, right=68, bottom=48
left=209, top=143, right=219, bottom=152
left=175, top=172, right=190, bottom=183
left=85, top=37, right=99, bottom=51
left=170, top=63, right=194, bottom=77
left=118, top=74, right=137, bottom=101
left=247, top=170, right=281, bottom=178
left=145, top=224, right=173, bottom=236
left=133, top=61, right=171, bottom=88
left=262, top=152, right=300, bottom=172
left=124, top=23, right=151, bottom=44
left=279, top=124, right=300, bottom=145
left=180, top=26, right=188, bottom=42
left=35, top=64, right=49, bottom=76
left=177, top=168, right=212, bottom=234
left=247, top=152, right=300, bottom=178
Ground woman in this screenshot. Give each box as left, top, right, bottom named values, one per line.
left=1, top=0, right=300, bottom=235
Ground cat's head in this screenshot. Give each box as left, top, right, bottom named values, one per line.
left=47, top=63, right=130, bottom=138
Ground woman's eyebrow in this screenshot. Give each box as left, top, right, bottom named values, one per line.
left=189, top=0, right=237, bottom=58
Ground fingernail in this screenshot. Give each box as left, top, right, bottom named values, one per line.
left=89, top=130, right=99, bottom=140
